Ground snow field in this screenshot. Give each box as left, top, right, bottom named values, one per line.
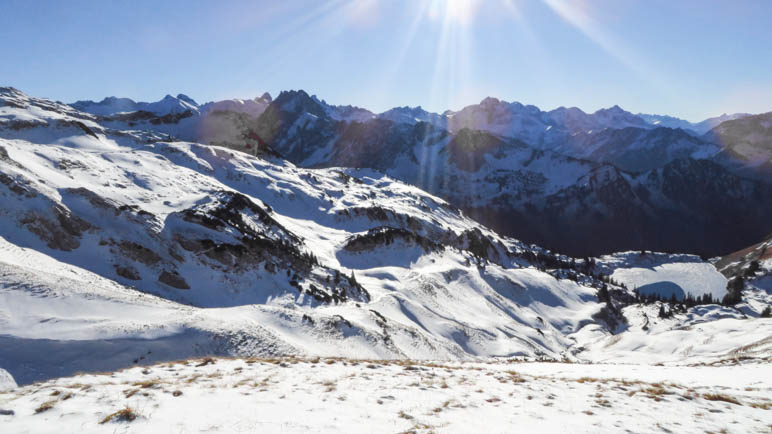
left=0, top=357, right=769, bottom=433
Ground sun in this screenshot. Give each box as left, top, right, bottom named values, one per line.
left=428, top=0, right=481, bottom=25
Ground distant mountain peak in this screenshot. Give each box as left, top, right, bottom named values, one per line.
left=594, top=104, right=628, bottom=115
left=176, top=94, right=198, bottom=106
left=480, top=96, right=502, bottom=106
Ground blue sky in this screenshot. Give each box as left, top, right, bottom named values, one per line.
left=1, top=0, right=770, bottom=121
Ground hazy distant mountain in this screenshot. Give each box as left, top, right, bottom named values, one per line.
left=638, top=112, right=752, bottom=135
left=60, top=88, right=772, bottom=256
left=199, top=92, right=273, bottom=117
left=707, top=111, right=772, bottom=180
left=553, top=126, right=720, bottom=172
left=378, top=106, right=449, bottom=129
left=72, top=94, right=200, bottom=116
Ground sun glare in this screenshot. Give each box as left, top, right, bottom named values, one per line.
left=428, top=0, right=481, bottom=25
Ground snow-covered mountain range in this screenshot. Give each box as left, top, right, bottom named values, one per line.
left=0, top=86, right=770, bottom=391
left=66, top=90, right=772, bottom=256
left=71, top=94, right=201, bottom=117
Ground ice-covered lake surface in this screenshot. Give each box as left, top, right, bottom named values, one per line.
left=598, top=252, right=728, bottom=300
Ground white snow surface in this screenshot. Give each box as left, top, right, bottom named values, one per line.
left=598, top=251, right=728, bottom=300
left=0, top=357, right=769, bottom=433
left=0, top=368, right=16, bottom=391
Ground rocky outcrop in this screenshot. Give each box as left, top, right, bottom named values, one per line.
left=158, top=270, right=190, bottom=289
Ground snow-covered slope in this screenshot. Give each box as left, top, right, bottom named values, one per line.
left=713, top=234, right=772, bottom=317
left=575, top=304, right=772, bottom=364
left=1, top=87, right=770, bottom=390
left=0, top=368, right=15, bottom=391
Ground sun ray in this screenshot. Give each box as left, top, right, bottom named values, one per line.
left=541, top=0, right=672, bottom=93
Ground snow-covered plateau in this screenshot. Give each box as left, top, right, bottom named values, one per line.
left=0, top=86, right=770, bottom=432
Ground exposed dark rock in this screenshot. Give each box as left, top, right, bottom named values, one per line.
left=344, top=226, right=441, bottom=253
left=58, top=120, right=100, bottom=139
left=174, top=192, right=369, bottom=304
left=452, top=228, right=502, bottom=260
left=182, top=190, right=298, bottom=244
left=20, top=205, right=91, bottom=251
left=117, top=204, right=155, bottom=218
left=117, top=240, right=162, bottom=266
left=115, top=265, right=141, bottom=280
left=150, top=110, right=194, bottom=125
left=3, top=119, right=44, bottom=130
left=57, top=158, right=89, bottom=172
left=158, top=270, right=190, bottom=289
left=0, top=145, right=22, bottom=168
left=64, top=187, right=120, bottom=215
left=0, top=173, right=36, bottom=197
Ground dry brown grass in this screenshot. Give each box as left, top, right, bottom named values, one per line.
left=195, top=357, right=216, bottom=367
left=504, top=371, right=527, bottom=383
left=321, top=380, right=336, bottom=392
left=641, top=384, right=672, bottom=401
left=748, top=401, right=771, bottom=410
left=233, top=378, right=252, bottom=388
left=185, top=374, right=202, bottom=384
left=576, top=377, right=598, bottom=384
left=703, top=393, right=742, bottom=406
left=34, top=400, right=56, bottom=414
left=401, top=422, right=435, bottom=433
left=99, top=407, right=137, bottom=424
left=131, top=380, right=158, bottom=389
